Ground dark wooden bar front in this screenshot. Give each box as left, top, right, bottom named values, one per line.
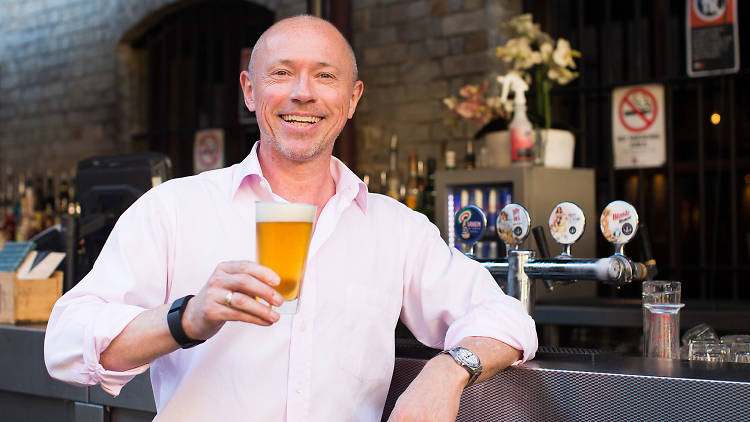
left=2, top=325, right=749, bottom=421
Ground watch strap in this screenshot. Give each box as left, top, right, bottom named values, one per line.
left=167, top=295, right=205, bottom=349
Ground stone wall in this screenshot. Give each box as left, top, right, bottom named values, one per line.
left=352, top=0, right=520, bottom=179
left=0, top=0, right=305, bottom=176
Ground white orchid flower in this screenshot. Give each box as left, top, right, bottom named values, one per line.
left=540, top=41, right=554, bottom=64
left=547, top=66, right=577, bottom=85
left=553, top=39, right=578, bottom=69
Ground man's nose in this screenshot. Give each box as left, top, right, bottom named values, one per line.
left=291, top=74, right=315, bottom=103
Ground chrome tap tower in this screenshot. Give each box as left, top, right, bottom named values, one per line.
left=455, top=200, right=648, bottom=316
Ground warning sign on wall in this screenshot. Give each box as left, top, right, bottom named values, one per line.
left=194, top=129, right=225, bottom=174
left=686, top=0, right=740, bottom=77
left=612, top=84, right=666, bottom=169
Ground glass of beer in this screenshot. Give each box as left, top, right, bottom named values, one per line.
left=255, top=201, right=316, bottom=314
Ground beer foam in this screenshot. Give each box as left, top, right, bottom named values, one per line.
left=256, top=201, right=316, bottom=222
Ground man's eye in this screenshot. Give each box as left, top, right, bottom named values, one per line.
left=319, top=73, right=334, bottom=79
left=274, top=70, right=289, bottom=76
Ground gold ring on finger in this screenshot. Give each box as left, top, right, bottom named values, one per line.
left=224, top=291, right=234, bottom=307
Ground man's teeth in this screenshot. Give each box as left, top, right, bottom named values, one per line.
left=281, top=115, right=322, bottom=126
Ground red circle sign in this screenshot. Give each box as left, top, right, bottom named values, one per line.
left=618, top=88, right=657, bottom=133
left=197, top=134, right=219, bottom=167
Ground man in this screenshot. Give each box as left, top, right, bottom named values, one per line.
left=45, top=15, right=536, bottom=421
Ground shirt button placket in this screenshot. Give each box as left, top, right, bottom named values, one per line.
left=286, top=269, right=315, bottom=421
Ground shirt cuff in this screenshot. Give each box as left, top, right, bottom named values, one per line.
left=444, top=297, right=538, bottom=365
left=83, top=302, right=152, bottom=396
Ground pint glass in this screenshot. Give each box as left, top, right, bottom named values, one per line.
left=255, top=201, right=316, bottom=314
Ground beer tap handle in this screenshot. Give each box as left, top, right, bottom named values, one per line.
left=455, top=205, right=486, bottom=257
left=496, top=203, right=531, bottom=256
left=547, top=201, right=586, bottom=257
left=600, top=200, right=645, bottom=283
left=599, top=200, right=639, bottom=255
left=532, top=225, right=555, bottom=292
left=637, top=222, right=658, bottom=280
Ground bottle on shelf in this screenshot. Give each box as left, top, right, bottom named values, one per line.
left=378, top=170, right=388, bottom=196
left=57, top=171, right=70, bottom=215
left=405, top=151, right=419, bottom=210
left=423, top=158, right=436, bottom=222
left=465, top=139, right=475, bottom=170
left=498, top=72, right=533, bottom=166
left=386, top=134, right=401, bottom=201
left=445, top=150, right=456, bottom=171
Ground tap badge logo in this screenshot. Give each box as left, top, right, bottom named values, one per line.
left=548, top=202, right=585, bottom=245
left=600, top=200, right=638, bottom=244
left=455, top=205, right=486, bottom=244
left=458, top=209, right=473, bottom=240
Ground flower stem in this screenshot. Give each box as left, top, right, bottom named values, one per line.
left=535, top=67, right=551, bottom=129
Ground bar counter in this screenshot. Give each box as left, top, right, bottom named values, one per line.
left=2, top=325, right=749, bottom=421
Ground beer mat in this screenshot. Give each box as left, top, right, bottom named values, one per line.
left=0, top=241, right=35, bottom=272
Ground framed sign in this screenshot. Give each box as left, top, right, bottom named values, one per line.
left=194, top=129, right=225, bottom=174
left=686, top=0, right=740, bottom=77
left=612, top=84, right=666, bottom=169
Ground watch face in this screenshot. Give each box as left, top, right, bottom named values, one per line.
left=457, top=348, right=479, bottom=367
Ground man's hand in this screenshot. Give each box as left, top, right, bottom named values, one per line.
left=182, top=260, right=285, bottom=340
left=387, top=354, right=467, bottom=422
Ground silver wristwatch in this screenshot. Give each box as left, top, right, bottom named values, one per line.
left=442, top=346, right=482, bottom=387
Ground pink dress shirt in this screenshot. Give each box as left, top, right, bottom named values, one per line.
left=44, top=143, right=537, bottom=421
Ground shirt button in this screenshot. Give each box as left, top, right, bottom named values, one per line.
left=296, top=387, right=303, bottom=394
left=300, top=323, right=307, bottom=332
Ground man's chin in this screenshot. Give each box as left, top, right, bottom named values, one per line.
left=271, top=139, right=330, bottom=163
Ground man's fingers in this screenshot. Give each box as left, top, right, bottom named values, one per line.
left=217, top=261, right=280, bottom=286
left=217, top=291, right=280, bottom=324
left=215, top=272, right=283, bottom=307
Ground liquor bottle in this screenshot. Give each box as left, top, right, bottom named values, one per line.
left=405, top=151, right=419, bottom=210
left=416, top=160, right=426, bottom=212
left=423, top=158, right=436, bottom=222
left=386, top=135, right=401, bottom=200
left=465, top=139, right=475, bottom=170
left=445, top=150, right=456, bottom=171
left=378, top=170, right=388, bottom=196
left=57, top=171, right=70, bottom=215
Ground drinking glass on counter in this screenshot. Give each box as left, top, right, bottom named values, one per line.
left=642, top=281, right=684, bottom=359
left=721, top=335, right=750, bottom=363
left=255, top=201, right=316, bottom=314
left=689, top=340, right=728, bottom=363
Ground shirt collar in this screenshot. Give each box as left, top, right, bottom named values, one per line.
left=231, top=142, right=368, bottom=212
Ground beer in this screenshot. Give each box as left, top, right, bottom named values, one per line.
left=255, top=202, right=316, bottom=306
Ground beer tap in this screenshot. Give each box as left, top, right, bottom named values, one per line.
left=475, top=201, right=649, bottom=316
left=545, top=201, right=587, bottom=287
left=599, top=200, right=648, bottom=282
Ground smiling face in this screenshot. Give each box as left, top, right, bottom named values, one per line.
left=241, top=17, right=363, bottom=164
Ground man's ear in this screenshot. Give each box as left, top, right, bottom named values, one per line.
left=347, top=80, right=364, bottom=119
left=239, top=71, right=255, bottom=111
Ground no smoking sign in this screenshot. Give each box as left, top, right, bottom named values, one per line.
left=612, top=84, right=666, bottom=169
left=618, top=88, right=657, bottom=133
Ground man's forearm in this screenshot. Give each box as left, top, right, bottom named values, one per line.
left=454, top=336, right=521, bottom=384
left=99, top=304, right=180, bottom=372
left=386, top=337, right=521, bottom=421
left=426, top=336, right=520, bottom=389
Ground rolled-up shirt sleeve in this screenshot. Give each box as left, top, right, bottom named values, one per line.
left=399, top=210, right=537, bottom=364
left=44, top=186, right=175, bottom=396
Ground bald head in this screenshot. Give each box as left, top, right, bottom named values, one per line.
left=248, top=15, right=358, bottom=82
